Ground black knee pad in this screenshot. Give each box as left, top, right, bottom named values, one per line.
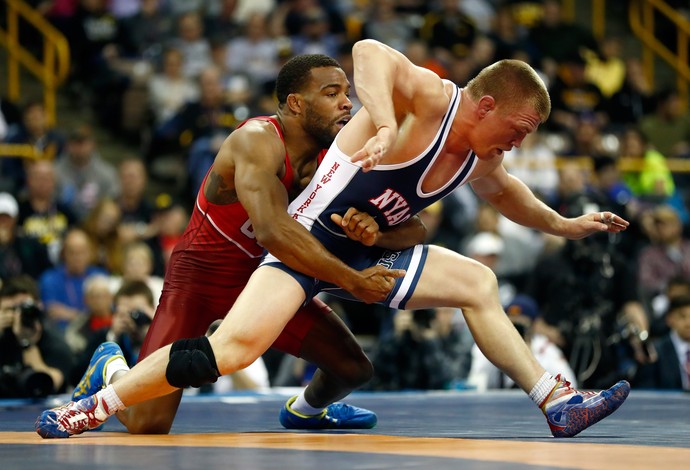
left=165, top=336, right=220, bottom=388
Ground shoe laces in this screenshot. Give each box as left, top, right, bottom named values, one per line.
left=327, top=403, right=356, bottom=420
left=553, top=374, right=598, bottom=400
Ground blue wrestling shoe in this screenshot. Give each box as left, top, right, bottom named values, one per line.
left=540, top=374, right=631, bottom=438
left=35, top=395, right=109, bottom=439
left=72, top=342, right=126, bottom=401
left=279, top=396, right=377, bottom=429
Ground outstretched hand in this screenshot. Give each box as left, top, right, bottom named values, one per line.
left=331, top=207, right=380, bottom=246
left=348, top=264, right=406, bottom=304
left=567, top=211, right=630, bottom=239
left=350, top=126, right=396, bottom=172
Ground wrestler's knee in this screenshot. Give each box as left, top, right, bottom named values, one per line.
left=330, top=348, right=374, bottom=388
left=465, top=261, right=500, bottom=309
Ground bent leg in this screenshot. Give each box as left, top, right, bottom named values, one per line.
left=109, top=266, right=305, bottom=407
left=404, top=245, right=544, bottom=391
left=111, top=287, right=239, bottom=433
left=294, top=299, right=373, bottom=408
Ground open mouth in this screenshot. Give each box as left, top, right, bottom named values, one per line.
left=335, top=116, right=351, bottom=129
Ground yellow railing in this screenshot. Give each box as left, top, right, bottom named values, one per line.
left=629, top=0, right=690, bottom=107
left=555, top=156, right=690, bottom=173
left=562, top=0, right=607, bottom=40
left=0, top=0, right=70, bottom=131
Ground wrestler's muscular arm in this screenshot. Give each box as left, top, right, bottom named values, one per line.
left=348, top=39, right=449, bottom=168
left=332, top=209, right=427, bottom=250
left=471, top=164, right=629, bottom=239
left=219, top=126, right=404, bottom=304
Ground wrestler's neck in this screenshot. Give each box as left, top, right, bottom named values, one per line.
left=444, top=90, right=473, bottom=156
left=274, top=112, right=322, bottom=166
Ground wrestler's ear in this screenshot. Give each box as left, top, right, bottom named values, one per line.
left=285, top=93, right=303, bottom=115
left=476, top=96, right=496, bottom=119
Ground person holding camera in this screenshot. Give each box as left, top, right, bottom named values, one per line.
left=370, top=309, right=451, bottom=391
left=71, top=279, right=154, bottom=387
left=0, top=275, right=73, bottom=397
left=634, top=294, right=690, bottom=390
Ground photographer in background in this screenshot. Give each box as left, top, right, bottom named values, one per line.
left=370, top=309, right=451, bottom=391
left=634, top=295, right=690, bottom=390
left=528, top=234, right=651, bottom=389
left=71, top=279, right=154, bottom=385
left=0, top=275, right=73, bottom=397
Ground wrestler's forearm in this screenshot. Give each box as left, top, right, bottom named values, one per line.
left=260, top=216, right=362, bottom=288
left=376, top=215, right=427, bottom=250
left=480, top=174, right=568, bottom=236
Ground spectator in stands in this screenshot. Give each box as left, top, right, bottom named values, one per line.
left=150, top=194, right=188, bottom=269
left=649, top=276, right=690, bottom=339
left=419, top=0, right=477, bottom=62
left=0, top=192, right=52, bottom=281
left=289, top=6, right=341, bottom=58
left=488, top=4, right=538, bottom=63
left=603, top=57, right=655, bottom=132
left=0, top=275, right=74, bottom=397
left=0, top=100, right=66, bottom=194
left=360, top=0, right=416, bottom=54
left=17, top=160, right=77, bottom=265
left=167, top=11, right=212, bottom=79
left=634, top=295, right=690, bottom=390
left=55, top=125, right=121, bottom=221
left=639, top=88, right=690, bottom=158
left=150, top=66, right=237, bottom=162
left=147, top=47, right=200, bottom=126
left=203, top=0, right=243, bottom=43
left=638, top=205, right=690, bottom=301
left=109, top=241, right=164, bottom=307
left=225, top=12, right=280, bottom=91
left=115, top=157, right=159, bottom=257
left=64, top=274, right=113, bottom=355
left=39, top=227, right=108, bottom=331
left=527, top=0, right=598, bottom=65
left=583, top=35, right=626, bottom=99
left=65, top=0, right=130, bottom=129
left=502, top=131, right=559, bottom=200
left=81, top=197, right=126, bottom=275
left=117, top=0, right=174, bottom=64
left=547, top=53, right=607, bottom=135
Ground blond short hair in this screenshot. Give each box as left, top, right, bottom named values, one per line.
left=465, top=59, right=551, bottom=122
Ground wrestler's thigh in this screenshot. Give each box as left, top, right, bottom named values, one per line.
left=211, top=266, right=307, bottom=369
left=138, top=286, right=243, bottom=361
left=404, top=245, right=499, bottom=310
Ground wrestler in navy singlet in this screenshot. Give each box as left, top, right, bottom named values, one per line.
left=262, top=84, right=477, bottom=309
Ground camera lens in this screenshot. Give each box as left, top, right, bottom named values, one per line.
left=17, top=369, right=53, bottom=398
left=129, top=309, right=152, bottom=327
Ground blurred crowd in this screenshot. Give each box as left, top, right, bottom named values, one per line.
left=1, top=0, right=690, bottom=398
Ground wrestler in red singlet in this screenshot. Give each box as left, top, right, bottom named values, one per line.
left=138, top=117, right=326, bottom=360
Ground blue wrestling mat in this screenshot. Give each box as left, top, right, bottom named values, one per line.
left=1, top=389, right=689, bottom=469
